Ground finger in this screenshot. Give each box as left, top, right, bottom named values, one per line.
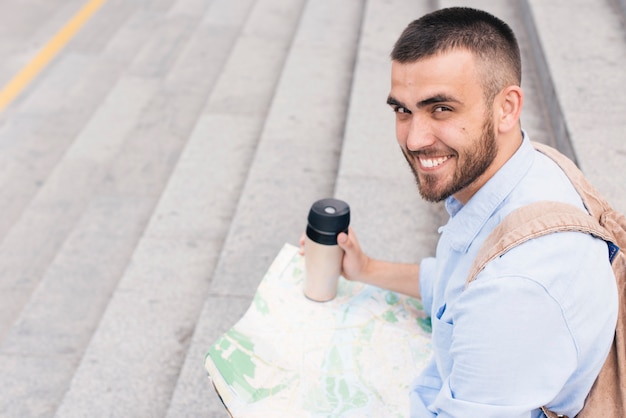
left=299, top=232, right=306, bottom=246
left=298, top=232, right=306, bottom=255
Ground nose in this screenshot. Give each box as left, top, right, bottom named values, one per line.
left=403, top=114, right=436, bottom=152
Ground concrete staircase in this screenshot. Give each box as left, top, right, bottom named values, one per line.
left=0, top=0, right=623, bottom=416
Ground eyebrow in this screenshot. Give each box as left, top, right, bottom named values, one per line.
left=386, top=95, right=404, bottom=108
left=417, top=94, right=461, bottom=108
left=386, top=94, right=461, bottom=109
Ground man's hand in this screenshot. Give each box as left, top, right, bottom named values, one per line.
left=299, top=227, right=370, bottom=282
left=299, top=228, right=421, bottom=299
left=336, top=227, right=370, bottom=282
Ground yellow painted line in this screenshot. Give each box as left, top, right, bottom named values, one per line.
left=0, top=0, right=107, bottom=113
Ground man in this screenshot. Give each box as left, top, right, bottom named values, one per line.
left=310, top=7, right=618, bottom=417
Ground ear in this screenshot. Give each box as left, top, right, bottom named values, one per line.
left=496, top=85, right=523, bottom=134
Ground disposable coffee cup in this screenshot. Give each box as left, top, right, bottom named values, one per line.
left=303, top=198, right=350, bottom=302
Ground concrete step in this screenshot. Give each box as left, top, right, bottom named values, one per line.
left=0, top=0, right=145, bottom=241
left=0, top=0, right=159, bottom=337
left=166, top=0, right=365, bottom=415
left=0, top=0, right=249, bottom=416
left=527, top=0, right=626, bottom=213
left=0, top=0, right=86, bottom=88
left=54, top=0, right=316, bottom=416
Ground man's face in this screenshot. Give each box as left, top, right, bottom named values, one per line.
left=388, top=49, right=498, bottom=203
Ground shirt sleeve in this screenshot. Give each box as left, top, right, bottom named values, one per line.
left=430, top=274, right=578, bottom=418
left=419, top=256, right=436, bottom=315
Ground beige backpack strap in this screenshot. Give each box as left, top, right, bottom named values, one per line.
left=465, top=201, right=612, bottom=287
left=541, top=406, right=568, bottom=418
left=534, top=141, right=626, bottom=254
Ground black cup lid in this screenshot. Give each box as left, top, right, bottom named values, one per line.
left=307, top=198, right=350, bottom=242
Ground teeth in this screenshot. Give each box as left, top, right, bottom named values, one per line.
left=420, top=156, right=450, bottom=168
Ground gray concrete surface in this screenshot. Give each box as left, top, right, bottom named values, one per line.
left=529, top=0, right=626, bottom=214
left=0, top=0, right=623, bottom=416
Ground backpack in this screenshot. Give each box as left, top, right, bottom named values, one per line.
left=465, top=142, right=626, bottom=418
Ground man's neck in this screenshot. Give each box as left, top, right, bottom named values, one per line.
left=453, top=128, right=524, bottom=205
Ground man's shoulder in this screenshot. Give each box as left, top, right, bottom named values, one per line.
left=506, top=149, right=584, bottom=211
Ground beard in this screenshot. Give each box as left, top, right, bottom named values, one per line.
left=402, top=116, right=498, bottom=203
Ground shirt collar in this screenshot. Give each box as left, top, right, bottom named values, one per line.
left=443, top=131, right=535, bottom=253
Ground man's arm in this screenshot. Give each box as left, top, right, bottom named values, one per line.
left=425, top=273, right=578, bottom=418
left=301, top=227, right=421, bottom=299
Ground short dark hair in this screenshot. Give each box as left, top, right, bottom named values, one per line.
left=391, top=7, right=521, bottom=103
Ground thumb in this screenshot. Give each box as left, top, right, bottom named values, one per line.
left=337, top=231, right=349, bottom=247
left=337, top=227, right=354, bottom=252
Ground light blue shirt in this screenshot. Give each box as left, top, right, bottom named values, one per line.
left=411, top=134, right=618, bottom=418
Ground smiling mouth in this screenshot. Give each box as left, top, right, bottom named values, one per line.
left=419, top=155, right=451, bottom=168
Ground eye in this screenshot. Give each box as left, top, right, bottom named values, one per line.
left=391, top=105, right=411, bottom=115
left=433, top=105, right=452, bottom=113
